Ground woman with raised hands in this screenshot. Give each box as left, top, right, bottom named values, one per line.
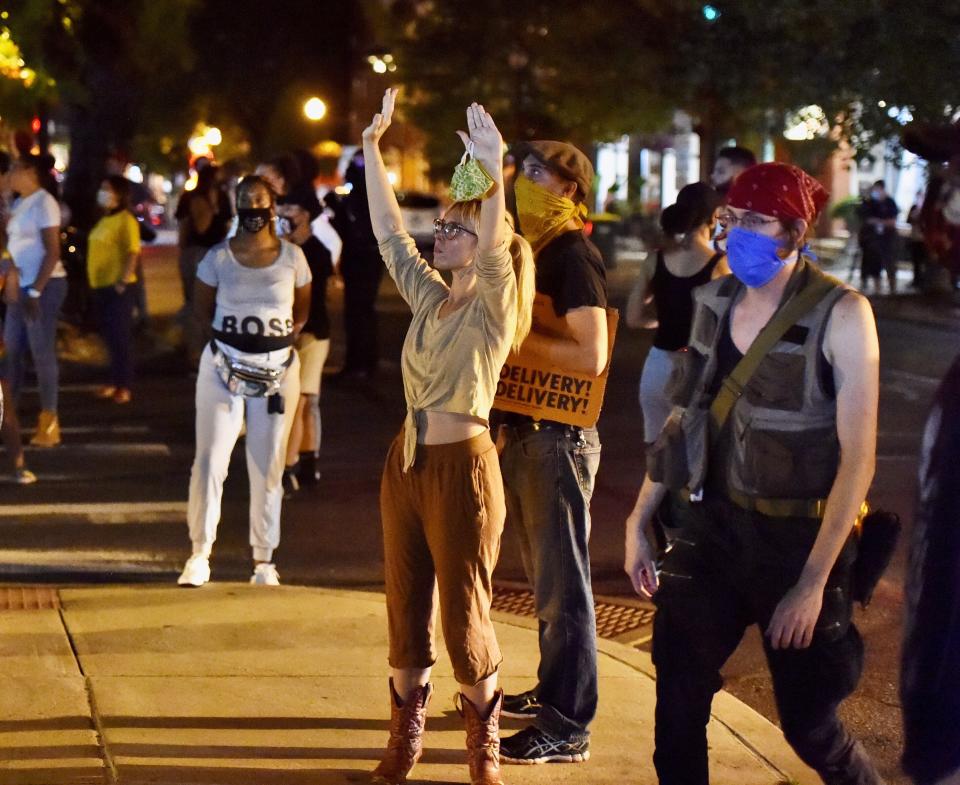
left=365, top=88, right=534, bottom=785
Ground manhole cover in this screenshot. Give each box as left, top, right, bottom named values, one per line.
left=492, top=586, right=654, bottom=641
left=0, top=586, right=61, bottom=610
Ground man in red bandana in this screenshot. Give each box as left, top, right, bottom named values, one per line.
left=624, top=162, right=885, bottom=784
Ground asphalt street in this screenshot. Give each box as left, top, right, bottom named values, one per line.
left=1, top=240, right=958, bottom=784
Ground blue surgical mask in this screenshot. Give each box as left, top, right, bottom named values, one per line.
left=726, top=227, right=788, bottom=288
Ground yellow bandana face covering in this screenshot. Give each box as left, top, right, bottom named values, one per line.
left=449, top=142, right=495, bottom=202
left=514, top=175, right=586, bottom=253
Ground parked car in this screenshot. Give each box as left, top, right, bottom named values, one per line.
left=396, top=191, right=441, bottom=258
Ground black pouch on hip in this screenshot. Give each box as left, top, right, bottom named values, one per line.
left=267, top=394, right=285, bottom=415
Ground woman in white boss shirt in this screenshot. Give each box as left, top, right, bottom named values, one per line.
left=177, top=176, right=311, bottom=587
left=4, top=155, right=67, bottom=447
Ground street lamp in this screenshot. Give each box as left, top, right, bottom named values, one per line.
left=304, top=97, right=328, bottom=122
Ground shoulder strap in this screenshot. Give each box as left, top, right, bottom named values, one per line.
left=709, top=268, right=838, bottom=431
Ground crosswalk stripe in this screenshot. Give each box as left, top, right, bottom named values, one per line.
left=23, top=443, right=173, bottom=456
left=0, top=501, right=187, bottom=519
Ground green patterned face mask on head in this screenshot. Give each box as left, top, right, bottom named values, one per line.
left=449, top=141, right=495, bottom=202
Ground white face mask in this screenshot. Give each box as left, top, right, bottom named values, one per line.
left=97, top=189, right=114, bottom=208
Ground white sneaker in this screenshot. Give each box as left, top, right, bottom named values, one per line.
left=251, top=563, right=280, bottom=586
left=177, top=554, right=211, bottom=587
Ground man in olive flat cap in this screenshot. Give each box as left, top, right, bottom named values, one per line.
left=495, top=140, right=608, bottom=765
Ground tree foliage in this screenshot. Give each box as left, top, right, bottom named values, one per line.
left=386, top=0, right=960, bottom=173
left=384, top=0, right=672, bottom=174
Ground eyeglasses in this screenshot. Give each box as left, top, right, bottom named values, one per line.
left=718, top=212, right=781, bottom=231
left=433, top=218, right=477, bottom=240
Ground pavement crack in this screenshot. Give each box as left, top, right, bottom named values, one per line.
left=57, top=600, right=119, bottom=785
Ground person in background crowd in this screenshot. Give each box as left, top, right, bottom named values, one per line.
left=4, top=154, right=67, bottom=447
left=364, top=90, right=535, bottom=785
left=0, top=150, right=11, bottom=251
left=87, top=175, right=141, bottom=405
left=175, top=163, right=231, bottom=365
left=906, top=190, right=928, bottom=289
left=495, top=139, right=607, bottom=766
left=625, top=163, right=883, bottom=785
left=256, top=154, right=301, bottom=201
left=858, top=179, right=900, bottom=295
left=626, top=182, right=727, bottom=445
left=710, top=146, right=757, bottom=201
left=277, top=184, right=334, bottom=493
left=326, top=151, right=383, bottom=380
left=931, top=155, right=960, bottom=290
left=901, top=353, right=960, bottom=785
left=177, top=175, right=310, bottom=588
left=0, top=256, right=37, bottom=483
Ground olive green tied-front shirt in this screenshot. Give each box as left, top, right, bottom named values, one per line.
left=378, top=231, right=517, bottom=471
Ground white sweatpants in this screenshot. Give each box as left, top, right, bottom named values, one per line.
left=187, top=344, right=300, bottom=562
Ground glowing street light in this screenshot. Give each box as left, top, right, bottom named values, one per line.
left=304, top=97, right=328, bottom=121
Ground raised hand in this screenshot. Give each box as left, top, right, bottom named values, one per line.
left=362, top=88, right=399, bottom=145
left=456, top=103, right=503, bottom=174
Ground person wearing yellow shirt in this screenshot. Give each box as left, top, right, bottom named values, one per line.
left=87, top=176, right=141, bottom=404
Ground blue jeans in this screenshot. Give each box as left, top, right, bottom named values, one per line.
left=3, top=278, right=67, bottom=411
left=91, top=285, right=134, bottom=389
left=499, top=422, right=601, bottom=741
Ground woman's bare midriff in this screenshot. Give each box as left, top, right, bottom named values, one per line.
left=419, top=410, right=488, bottom=444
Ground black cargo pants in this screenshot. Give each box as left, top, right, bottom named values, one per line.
left=651, top=495, right=883, bottom=785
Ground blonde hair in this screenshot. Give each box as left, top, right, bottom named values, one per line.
left=445, top=201, right=535, bottom=353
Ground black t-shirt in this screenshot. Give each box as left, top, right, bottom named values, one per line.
left=300, top=235, right=334, bottom=339
left=535, top=230, right=608, bottom=316
left=858, top=196, right=899, bottom=241
left=494, top=230, right=608, bottom=426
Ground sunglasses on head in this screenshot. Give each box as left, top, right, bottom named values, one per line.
left=433, top=218, right=477, bottom=240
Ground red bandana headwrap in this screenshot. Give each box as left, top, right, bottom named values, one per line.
left=727, top=162, right=829, bottom=224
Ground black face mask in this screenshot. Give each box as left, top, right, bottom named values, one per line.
left=237, top=207, right=271, bottom=233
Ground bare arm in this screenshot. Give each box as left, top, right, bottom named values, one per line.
left=766, top=292, right=879, bottom=649
left=361, top=88, right=405, bottom=244
left=625, top=253, right=656, bottom=329
left=32, top=226, right=61, bottom=291
left=457, top=104, right=505, bottom=254
left=522, top=305, right=608, bottom=376
left=292, top=283, right=311, bottom=335
left=194, top=280, right=217, bottom=326
left=624, top=473, right=668, bottom=597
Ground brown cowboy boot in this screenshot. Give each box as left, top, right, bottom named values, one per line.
left=371, top=678, right=432, bottom=785
left=459, top=690, right=506, bottom=785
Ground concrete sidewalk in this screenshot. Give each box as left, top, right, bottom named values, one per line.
left=0, top=584, right=818, bottom=785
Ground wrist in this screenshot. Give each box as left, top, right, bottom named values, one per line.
left=797, top=569, right=828, bottom=593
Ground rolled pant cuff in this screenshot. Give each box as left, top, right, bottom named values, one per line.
left=253, top=547, right=274, bottom=562
left=535, top=703, right=590, bottom=743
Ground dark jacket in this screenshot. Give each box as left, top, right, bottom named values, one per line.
left=901, top=353, right=960, bottom=785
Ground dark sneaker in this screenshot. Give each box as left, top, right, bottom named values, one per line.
left=282, top=468, right=300, bottom=499
left=500, top=725, right=590, bottom=764
left=501, top=689, right=541, bottom=719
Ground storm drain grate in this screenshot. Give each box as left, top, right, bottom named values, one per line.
left=0, top=586, right=61, bottom=610
left=492, top=586, right=655, bottom=641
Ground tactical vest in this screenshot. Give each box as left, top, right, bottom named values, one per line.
left=666, top=260, right=849, bottom=514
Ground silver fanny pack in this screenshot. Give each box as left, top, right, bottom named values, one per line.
left=211, top=341, right=291, bottom=397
